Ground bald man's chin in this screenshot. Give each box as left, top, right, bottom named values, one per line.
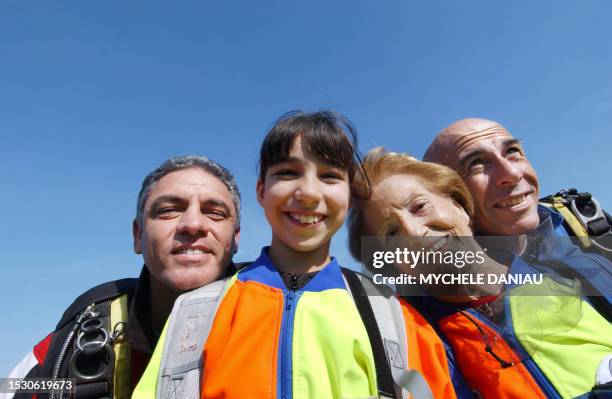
left=477, top=202, right=540, bottom=236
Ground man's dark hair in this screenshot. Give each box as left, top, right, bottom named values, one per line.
left=136, top=155, right=241, bottom=227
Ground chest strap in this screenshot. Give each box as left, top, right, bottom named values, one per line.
left=110, top=294, right=130, bottom=399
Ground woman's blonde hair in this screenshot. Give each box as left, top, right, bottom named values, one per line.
left=347, top=147, right=474, bottom=265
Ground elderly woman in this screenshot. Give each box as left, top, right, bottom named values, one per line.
left=347, top=147, right=612, bottom=399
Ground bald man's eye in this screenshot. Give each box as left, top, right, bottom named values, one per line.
left=506, top=146, right=524, bottom=161
left=467, top=159, right=485, bottom=173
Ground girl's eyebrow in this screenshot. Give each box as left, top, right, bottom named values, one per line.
left=278, top=155, right=342, bottom=169
left=272, top=156, right=300, bottom=165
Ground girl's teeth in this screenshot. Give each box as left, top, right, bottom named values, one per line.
left=290, top=213, right=323, bottom=224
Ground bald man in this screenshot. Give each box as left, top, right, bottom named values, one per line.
left=424, top=118, right=540, bottom=237
left=424, top=116, right=611, bottom=306
left=422, top=118, right=612, bottom=397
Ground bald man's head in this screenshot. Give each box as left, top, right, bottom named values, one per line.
left=424, top=118, right=540, bottom=236
left=424, top=118, right=503, bottom=168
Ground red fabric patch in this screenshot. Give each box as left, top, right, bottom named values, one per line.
left=33, top=333, right=53, bottom=365
left=466, top=294, right=500, bottom=308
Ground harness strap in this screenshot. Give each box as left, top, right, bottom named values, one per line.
left=341, top=268, right=434, bottom=399
left=110, top=295, right=130, bottom=399
left=341, top=268, right=397, bottom=399
left=157, top=277, right=232, bottom=399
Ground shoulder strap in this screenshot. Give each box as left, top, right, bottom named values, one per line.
left=110, top=294, right=131, bottom=399
left=341, top=268, right=434, bottom=399
left=57, top=278, right=138, bottom=329
left=341, top=268, right=397, bottom=398
left=156, top=277, right=233, bottom=399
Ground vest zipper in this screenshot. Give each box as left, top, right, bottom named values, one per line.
left=466, top=308, right=561, bottom=399
left=279, top=287, right=301, bottom=399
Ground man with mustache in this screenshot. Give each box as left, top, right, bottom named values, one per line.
left=6, top=155, right=241, bottom=399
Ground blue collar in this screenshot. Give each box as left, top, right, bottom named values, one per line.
left=529, top=205, right=565, bottom=237
left=237, top=247, right=347, bottom=292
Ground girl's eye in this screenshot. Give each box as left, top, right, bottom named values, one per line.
left=274, top=169, right=298, bottom=178
left=321, top=172, right=343, bottom=181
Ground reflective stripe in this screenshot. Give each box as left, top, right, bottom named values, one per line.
left=110, top=294, right=130, bottom=399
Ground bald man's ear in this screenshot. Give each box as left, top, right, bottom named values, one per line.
left=133, top=218, right=143, bottom=254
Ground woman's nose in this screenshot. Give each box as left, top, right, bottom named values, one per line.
left=399, top=215, right=428, bottom=237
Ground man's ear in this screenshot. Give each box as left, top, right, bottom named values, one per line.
left=133, top=218, right=143, bottom=254
left=232, top=227, right=241, bottom=254
left=256, top=179, right=265, bottom=206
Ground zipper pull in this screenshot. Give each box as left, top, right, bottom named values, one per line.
left=286, top=291, right=293, bottom=310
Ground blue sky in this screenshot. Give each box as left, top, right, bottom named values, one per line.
left=1, top=0, right=611, bottom=373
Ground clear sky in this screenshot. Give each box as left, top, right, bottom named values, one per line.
left=1, top=0, right=611, bottom=373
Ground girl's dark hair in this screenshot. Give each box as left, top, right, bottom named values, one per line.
left=258, top=110, right=370, bottom=199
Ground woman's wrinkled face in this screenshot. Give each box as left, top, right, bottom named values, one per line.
left=364, top=173, right=473, bottom=251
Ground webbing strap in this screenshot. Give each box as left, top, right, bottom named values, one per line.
left=110, top=294, right=130, bottom=399
left=548, top=199, right=592, bottom=248
left=341, top=268, right=397, bottom=399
